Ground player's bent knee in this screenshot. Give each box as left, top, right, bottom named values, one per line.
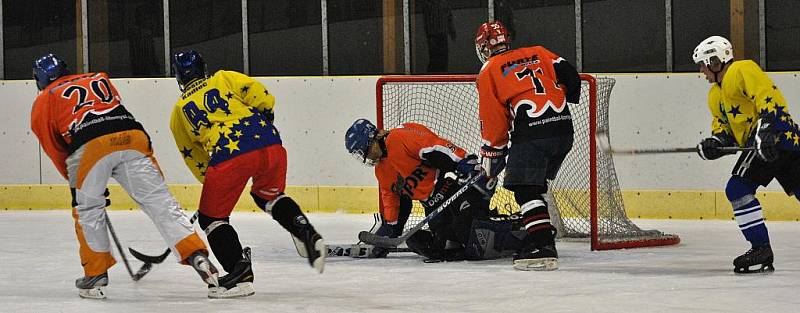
left=250, top=192, right=269, bottom=212
left=511, top=185, right=547, bottom=206
left=198, top=212, right=230, bottom=235
left=725, top=176, right=759, bottom=202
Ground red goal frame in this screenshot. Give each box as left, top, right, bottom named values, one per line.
left=375, top=74, right=680, bottom=251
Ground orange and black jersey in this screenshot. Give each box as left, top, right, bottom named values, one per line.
left=374, top=123, right=468, bottom=224
left=31, top=72, right=144, bottom=179
left=477, top=45, right=581, bottom=148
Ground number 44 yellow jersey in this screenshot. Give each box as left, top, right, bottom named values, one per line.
left=170, top=70, right=280, bottom=182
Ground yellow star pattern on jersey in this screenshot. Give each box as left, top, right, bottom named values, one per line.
left=706, top=60, right=800, bottom=150
left=170, top=70, right=279, bottom=182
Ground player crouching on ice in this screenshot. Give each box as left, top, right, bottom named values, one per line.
left=345, top=119, right=533, bottom=264
left=30, top=54, right=219, bottom=299
left=693, top=36, right=800, bottom=274
left=169, top=51, right=325, bottom=298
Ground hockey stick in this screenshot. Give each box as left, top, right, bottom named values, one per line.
left=129, top=211, right=199, bottom=264
left=595, top=130, right=755, bottom=155
left=359, top=173, right=486, bottom=248
left=105, top=211, right=150, bottom=281
left=326, top=244, right=413, bottom=258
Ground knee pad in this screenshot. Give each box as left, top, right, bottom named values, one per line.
left=725, top=176, right=759, bottom=203
left=510, top=185, right=548, bottom=205
left=198, top=213, right=230, bottom=235
left=262, top=195, right=311, bottom=238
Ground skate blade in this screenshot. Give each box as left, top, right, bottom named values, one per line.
left=734, top=264, right=775, bottom=275
left=312, top=239, right=326, bottom=274
left=78, top=286, right=106, bottom=299
left=208, top=282, right=255, bottom=299
left=513, top=258, right=558, bottom=271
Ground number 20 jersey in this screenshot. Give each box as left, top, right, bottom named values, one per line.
left=477, top=46, right=574, bottom=149
left=31, top=72, right=144, bottom=178
left=170, top=70, right=280, bottom=182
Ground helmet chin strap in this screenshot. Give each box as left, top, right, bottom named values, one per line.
left=711, top=62, right=729, bottom=84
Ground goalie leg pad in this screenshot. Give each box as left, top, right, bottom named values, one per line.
left=199, top=213, right=244, bottom=273
left=465, top=219, right=525, bottom=260
left=406, top=230, right=445, bottom=260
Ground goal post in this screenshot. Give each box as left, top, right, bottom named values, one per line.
left=375, top=74, right=680, bottom=251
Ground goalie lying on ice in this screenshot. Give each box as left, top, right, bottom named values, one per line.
left=344, top=119, right=528, bottom=261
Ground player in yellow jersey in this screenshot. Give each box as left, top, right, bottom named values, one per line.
left=693, top=36, right=800, bottom=274
left=169, top=51, right=325, bottom=298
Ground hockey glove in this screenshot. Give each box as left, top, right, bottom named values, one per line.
left=367, top=221, right=400, bottom=258
left=455, top=154, right=482, bottom=181
left=755, top=119, right=779, bottom=162
left=480, top=145, right=508, bottom=178
left=697, top=136, right=734, bottom=160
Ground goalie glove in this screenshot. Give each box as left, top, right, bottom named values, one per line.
left=455, top=154, right=481, bottom=181
left=480, top=145, right=508, bottom=178
left=754, top=118, right=780, bottom=162
left=366, top=215, right=400, bottom=258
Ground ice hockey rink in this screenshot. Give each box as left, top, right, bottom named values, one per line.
left=0, top=211, right=798, bottom=313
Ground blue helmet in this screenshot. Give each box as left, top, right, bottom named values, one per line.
left=345, top=119, right=379, bottom=166
left=32, top=54, right=70, bottom=91
left=171, top=50, right=207, bottom=91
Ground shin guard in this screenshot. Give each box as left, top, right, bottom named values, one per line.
left=198, top=213, right=243, bottom=273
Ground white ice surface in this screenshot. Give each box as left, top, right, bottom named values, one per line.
left=1, top=211, right=799, bottom=313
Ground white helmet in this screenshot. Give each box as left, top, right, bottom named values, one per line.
left=693, top=36, right=733, bottom=67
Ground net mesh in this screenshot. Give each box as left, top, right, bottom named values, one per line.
left=377, top=75, right=679, bottom=250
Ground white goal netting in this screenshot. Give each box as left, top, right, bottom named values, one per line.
left=377, top=74, right=679, bottom=250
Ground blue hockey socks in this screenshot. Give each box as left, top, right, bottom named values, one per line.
left=726, top=177, right=770, bottom=246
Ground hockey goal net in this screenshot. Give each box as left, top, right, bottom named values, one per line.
left=376, top=74, right=679, bottom=250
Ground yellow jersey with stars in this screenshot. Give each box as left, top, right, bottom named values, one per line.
left=170, top=70, right=280, bottom=182
left=707, top=60, right=800, bottom=150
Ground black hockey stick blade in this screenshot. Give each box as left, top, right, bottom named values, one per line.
left=128, top=211, right=199, bottom=265
left=358, top=230, right=403, bottom=248
left=129, top=247, right=170, bottom=264
left=360, top=173, right=486, bottom=248
left=131, top=262, right=153, bottom=281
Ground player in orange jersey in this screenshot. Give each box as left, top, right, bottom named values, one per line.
left=30, top=54, right=218, bottom=299
left=474, top=20, right=582, bottom=271
left=345, top=119, right=526, bottom=261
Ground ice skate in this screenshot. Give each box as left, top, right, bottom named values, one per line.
left=513, top=244, right=559, bottom=271
left=188, top=251, right=219, bottom=287
left=76, top=272, right=108, bottom=299
left=733, top=244, right=774, bottom=274
left=209, top=247, right=255, bottom=299
left=290, top=218, right=326, bottom=273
